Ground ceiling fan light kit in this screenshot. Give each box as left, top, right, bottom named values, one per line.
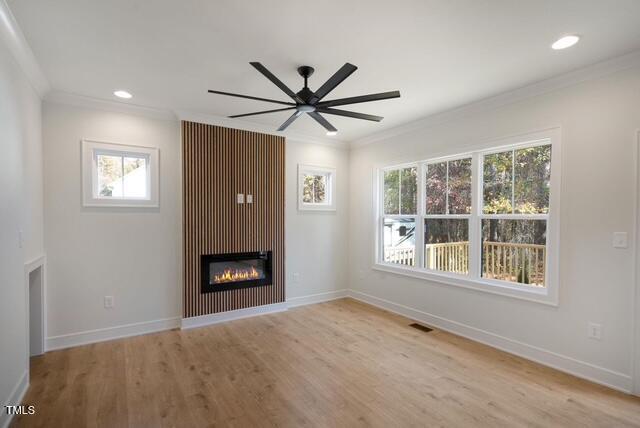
left=208, top=62, right=400, bottom=134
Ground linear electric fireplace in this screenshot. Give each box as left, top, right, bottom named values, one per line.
left=201, top=251, right=273, bottom=293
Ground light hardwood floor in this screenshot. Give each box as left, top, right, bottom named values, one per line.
left=13, top=298, right=640, bottom=427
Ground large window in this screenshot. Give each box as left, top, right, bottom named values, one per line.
left=376, top=130, right=560, bottom=304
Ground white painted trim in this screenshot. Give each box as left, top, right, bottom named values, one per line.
left=633, top=129, right=640, bottom=396
left=45, top=91, right=177, bottom=121
left=46, top=317, right=181, bottom=351
left=347, top=289, right=633, bottom=393
left=24, top=255, right=46, bottom=359
left=350, top=49, right=640, bottom=149
left=0, top=369, right=29, bottom=428
left=0, top=0, right=49, bottom=97
left=42, top=291, right=343, bottom=351
left=181, top=302, right=288, bottom=329
left=176, top=110, right=347, bottom=148
left=286, top=289, right=349, bottom=308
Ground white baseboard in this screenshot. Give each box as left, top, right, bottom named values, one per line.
left=46, top=317, right=181, bottom=351
left=1, top=370, right=29, bottom=428
left=43, top=290, right=344, bottom=349
left=286, top=289, right=349, bottom=308
left=347, top=289, right=633, bottom=393
left=181, top=302, right=288, bottom=329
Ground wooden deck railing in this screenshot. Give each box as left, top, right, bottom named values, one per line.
left=425, top=242, right=470, bottom=274
left=383, top=247, right=415, bottom=266
left=383, top=241, right=546, bottom=286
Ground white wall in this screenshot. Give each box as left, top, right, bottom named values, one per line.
left=286, top=141, right=350, bottom=301
left=0, top=33, right=43, bottom=423
left=43, top=103, right=182, bottom=341
left=42, top=103, right=351, bottom=342
left=349, top=63, right=640, bottom=391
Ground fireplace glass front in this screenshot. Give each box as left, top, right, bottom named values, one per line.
left=201, top=251, right=272, bottom=293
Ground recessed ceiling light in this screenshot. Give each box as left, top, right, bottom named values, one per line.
left=326, top=131, right=337, bottom=136
left=552, top=35, right=580, bottom=50
left=113, top=90, right=133, bottom=99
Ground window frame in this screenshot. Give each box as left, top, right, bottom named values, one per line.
left=82, top=139, right=159, bottom=208
left=297, top=164, right=337, bottom=211
left=373, top=128, right=561, bottom=306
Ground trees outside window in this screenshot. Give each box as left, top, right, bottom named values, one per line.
left=376, top=131, right=558, bottom=303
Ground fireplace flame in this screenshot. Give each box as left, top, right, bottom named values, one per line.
left=213, top=266, right=261, bottom=283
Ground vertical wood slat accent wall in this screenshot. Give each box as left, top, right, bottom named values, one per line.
left=182, top=121, right=285, bottom=318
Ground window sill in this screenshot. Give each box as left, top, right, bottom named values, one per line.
left=83, top=198, right=158, bottom=208
left=371, top=262, right=558, bottom=306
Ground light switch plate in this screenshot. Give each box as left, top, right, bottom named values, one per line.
left=588, top=322, right=602, bottom=340
left=104, top=296, right=114, bottom=309
left=237, top=193, right=244, bottom=204
left=247, top=194, right=253, bottom=204
left=612, top=232, right=628, bottom=248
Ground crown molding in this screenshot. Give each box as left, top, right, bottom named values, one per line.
left=350, top=49, right=640, bottom=149
left=0, top=0, right=49, bottom=97
left=176, top=110, right=348, bottom=149
left=45, top=91, right=177, bottom=121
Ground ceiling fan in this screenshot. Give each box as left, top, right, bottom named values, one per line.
left=208, top=62, right=400, bottom=135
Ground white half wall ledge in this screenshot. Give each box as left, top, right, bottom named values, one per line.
left=0, top=369, right=28, bottom=428
left=347, top=290, right=634, bottom=394
left=0, top=0, right=49, bottom=97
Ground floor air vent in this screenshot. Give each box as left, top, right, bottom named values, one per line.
left=409, top=323, right=433, bottom=333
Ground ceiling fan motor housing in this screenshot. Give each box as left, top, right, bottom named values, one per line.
left=208, top=62, right=400, bottom=133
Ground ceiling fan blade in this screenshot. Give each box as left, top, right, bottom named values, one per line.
left=277, top=111, right=303, bottom=131
left=208, top=90, right=295, bottom=106
left=316, top=90, right=400, bottom=108
left=310, top=63, right=358, bottom=104
left=250, top=62, right=304, bottom=104
left=308, top=111, right=337, bottom=132
left=229, top=107, right=295, bottom=119
left=316, top=107, right=383, bottom=122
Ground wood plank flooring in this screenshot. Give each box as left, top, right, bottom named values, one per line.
left=13, top=298, right=640, bottom=427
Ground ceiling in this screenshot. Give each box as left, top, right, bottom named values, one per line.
left=8, top=0, right=640, bottom=142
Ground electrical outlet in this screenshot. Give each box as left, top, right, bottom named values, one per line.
left=612, top=232, right=628, bottom=248
left=246, top=194, right=253, bottom=204
left=104, top=296, right=114, bottom=309
left=588, top=322, right=602, bottom=340
left=236, top=193, right=245, bottom=204
left=292, top=273, right=300, bottom=283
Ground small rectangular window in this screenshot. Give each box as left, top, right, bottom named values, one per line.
left=298, top=165, right=336, bottom=211
left=82, top=140, right=159, bottom=207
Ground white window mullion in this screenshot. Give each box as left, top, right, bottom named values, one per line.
left=415, top=163, right=426, bottom=268
left=469, top=152, right=481, bottom=279
left=511, top=149, right=515, bottom=214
